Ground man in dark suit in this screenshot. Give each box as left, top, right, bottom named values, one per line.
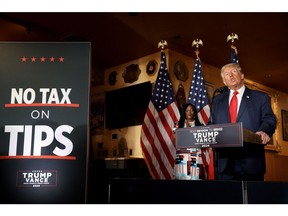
left=210, top=63, right=277, bottom=181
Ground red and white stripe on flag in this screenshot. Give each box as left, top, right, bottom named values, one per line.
left=198, top=104, right=210, bottom=126
left=141, top=100, right=180, bottom=179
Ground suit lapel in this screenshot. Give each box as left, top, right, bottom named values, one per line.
left=237, top=88, right=250, bottom=121
left=221, top=91, right=230, bottom=122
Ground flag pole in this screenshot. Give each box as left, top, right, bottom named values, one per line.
left=192, top=38, right=203, bottom=60
left=227, top=33, right=239, bottom=58
left=158, top=39, right=168, bottom=65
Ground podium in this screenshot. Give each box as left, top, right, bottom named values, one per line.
left=175, top=122, right=262, bottom=149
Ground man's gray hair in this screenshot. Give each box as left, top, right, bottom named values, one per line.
left=220, top=63, right=242, bottom=78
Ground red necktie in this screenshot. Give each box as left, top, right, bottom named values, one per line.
left=229, top=91, right=238, bottom=123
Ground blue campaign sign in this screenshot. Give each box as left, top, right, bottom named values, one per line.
left=0, top=42, right=90, bottom=203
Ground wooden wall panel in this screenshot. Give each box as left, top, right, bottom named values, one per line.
left=265, top=151, right=288, bottom=181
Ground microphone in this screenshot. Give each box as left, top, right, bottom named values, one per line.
left=215, top=86, right=228, bottom=93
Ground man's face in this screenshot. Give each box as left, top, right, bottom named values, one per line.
left=222, top=65, right=244, bottom=90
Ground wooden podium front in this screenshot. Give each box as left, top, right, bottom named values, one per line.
left=175, top=122, right=262, bottom=149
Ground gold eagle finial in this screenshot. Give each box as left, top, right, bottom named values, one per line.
left=227, top=33, right=239, bottom=44
left=158, top=40, right=168, bottom=50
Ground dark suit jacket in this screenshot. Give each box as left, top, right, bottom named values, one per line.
left=210, top=87, right=277, bottom=175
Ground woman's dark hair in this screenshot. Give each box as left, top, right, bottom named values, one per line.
left=178, top=103, right=202, bottom=128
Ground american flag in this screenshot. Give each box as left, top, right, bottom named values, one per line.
left=230, top=46, right=239, bottom=63
left=140, top=51, right=180, bottom=179
left=187, top=57, right=214, bottom=180
left=187, top=57, right=210, bottom=124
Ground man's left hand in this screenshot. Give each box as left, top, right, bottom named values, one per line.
left=256, top=131, right=270, bottom=144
